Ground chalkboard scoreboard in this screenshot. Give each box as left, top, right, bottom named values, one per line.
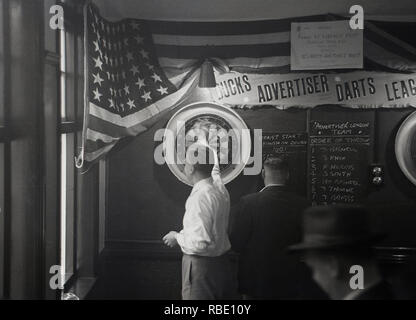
left=262, top=132, right=308, bottom=196
left=308, top=119, right=372, bottom=205
left=261, top=110, right=374, bottom=203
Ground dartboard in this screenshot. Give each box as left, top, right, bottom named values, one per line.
left=174, top=113, right=239, bottom=174
left=395, top=111, right=416, bottom=187
left=163, top=102, right=251, bottom=186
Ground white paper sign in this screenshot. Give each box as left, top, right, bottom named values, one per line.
left=291, top=20, right=363, bottom=70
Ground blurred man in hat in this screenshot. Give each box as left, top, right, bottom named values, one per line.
left=229, top=157, right=316, bottom=299
left=288, top=205, right=394, bottom=300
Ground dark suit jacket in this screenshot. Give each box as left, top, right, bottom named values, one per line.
left=229, top=186, right=316, bottom=299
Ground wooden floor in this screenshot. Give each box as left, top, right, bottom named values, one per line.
left=85, top=251, right=328, bottom=300
left=86, top=246, right=416, bottom=300
left=87, top=257, right=183, bottom=299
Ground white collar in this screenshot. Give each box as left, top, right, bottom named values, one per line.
left=259, top=184, right=285, bottom=193
left=191, top=177, right=212, bottom=194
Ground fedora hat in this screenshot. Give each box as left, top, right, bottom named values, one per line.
left=288, top=205, right=386, bottom=252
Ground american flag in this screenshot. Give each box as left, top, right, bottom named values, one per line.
left=80, top=4, right=198, bottom=165
left=78, top=4, right=416, bottom=166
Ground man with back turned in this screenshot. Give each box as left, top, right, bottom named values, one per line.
left=229, top=157, right=313, bottom=299
left=162, top=143, right=235, bottom=300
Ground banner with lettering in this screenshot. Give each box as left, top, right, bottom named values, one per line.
left=212, top=71, right=416, bottom=108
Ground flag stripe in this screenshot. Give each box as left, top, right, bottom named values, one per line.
left=84, top=142, right=116, bottom=162
left=365, top=29, right=416, bottom=62
left=85, top=137, right=116, bottom=151
left=89, top=102, right=152, bottom=128
left=366, top=21, right=416, bottom=56
left=153, top=31, right=290, bottom=46
left=362, top=57, right=413, bottom=73
left=87, top=128, right=119, bottom=143
left=158, top=57, right=199, bottom=70
left=88, top=114, right=148, bottom=138
left=167, top=71, right=193, bottom=87
left=364, top=39, right=416, bottom=71
left=155, top=43, right=291, bottom=59
left=222, top=56, right=291, bottom=68
left=159, top=56, right=291, bottom=70
left=147, top=15, right=329, bottom=35
left=231, top=64, right=291, bottom=74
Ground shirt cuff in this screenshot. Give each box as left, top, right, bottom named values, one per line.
left=175, top=231, right=184, bottom=247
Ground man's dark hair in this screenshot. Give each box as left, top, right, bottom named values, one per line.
left=189, top=145, right=216, bottom=177
left=263, top=157, right=289, bottom=174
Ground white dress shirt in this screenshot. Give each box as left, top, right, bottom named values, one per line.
left=175, top=165, right=231, bottom=257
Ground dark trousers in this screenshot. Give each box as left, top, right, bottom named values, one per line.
left=182, top=253, right=237, bottom=300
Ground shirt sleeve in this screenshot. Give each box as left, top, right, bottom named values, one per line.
left=211, top=154, right=228, bottom=194
left=175, top=193, right=214, bottom=255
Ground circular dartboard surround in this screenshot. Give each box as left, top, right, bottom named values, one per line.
left=395, top=111, right=416, bottom=187
left=163, top=101, right=252, bottom=186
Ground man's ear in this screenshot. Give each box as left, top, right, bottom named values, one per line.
left=261, top=168, right=265, bottom=181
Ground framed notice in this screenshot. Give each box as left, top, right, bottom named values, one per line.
left=291, top=20, right=363, bottom=70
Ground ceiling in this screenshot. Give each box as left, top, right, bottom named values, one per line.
left=93, top=0, right=416, bottom=22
